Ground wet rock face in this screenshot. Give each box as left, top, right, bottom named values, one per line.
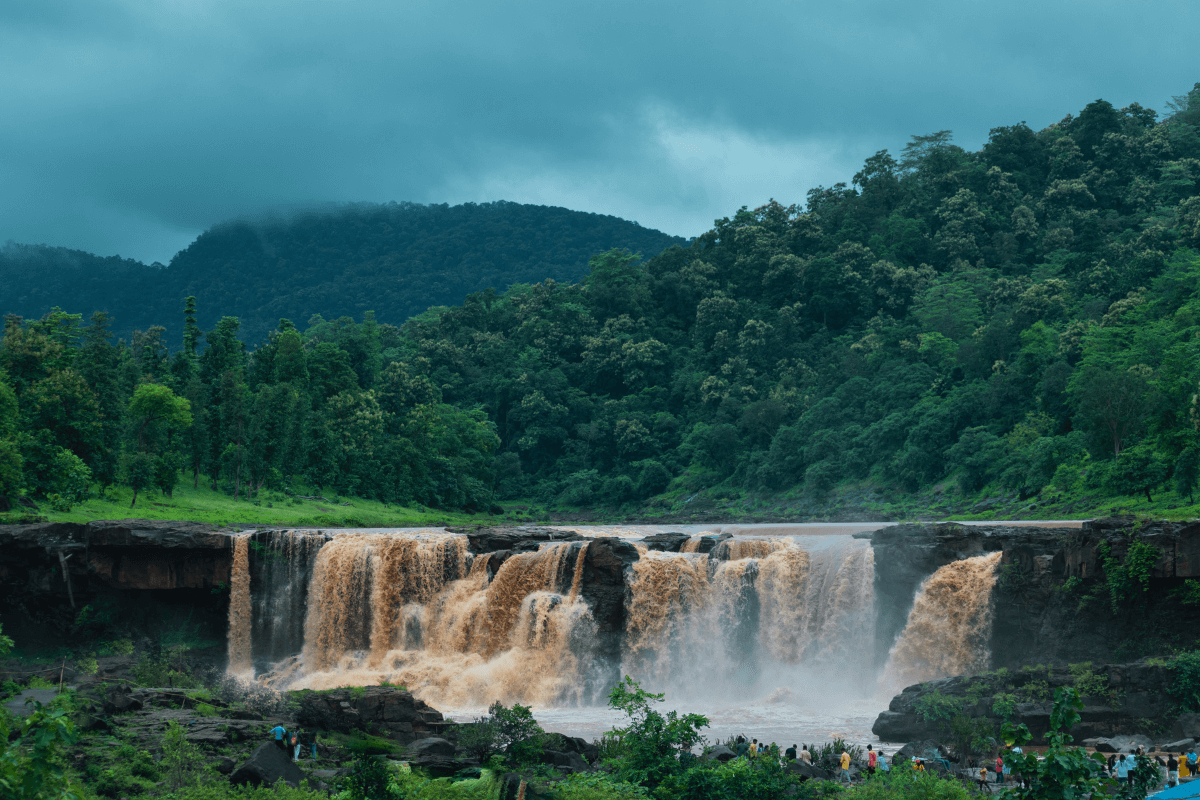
left=869, top=517, right=1200, bottom=669
left=873, top=661, right=1182, bottom=744
left=868, top=522, right=1074, bottom=666
left=0, top=519, right=236, bottom=592
left=457, top=526, right=585, bottom=554
left=294, top=686, right=447, bottom=744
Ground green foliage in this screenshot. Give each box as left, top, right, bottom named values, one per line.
left=654, top=752, right=798, bottom=800
left=1067, top=662, right=1110, bottom=699
left=0, top=623, right=13, bottom=656
left=1170, top=579, right=1200, bottom=605
left=346, top=755, right=392, bottom=800
left=1001, top=687, right=1109, bottom=800
left=1169, top=650, right=1200, bottom=711
left=605, top=676, right=709, bottom=788
left=1098, top=540, right=1161, bottom=613
left=9, top=87, right=1200, bottom=516
left=912, top=690, right=961, bottom=723
left=0, top=698, right=84, bottom=800
left=841, top=768, right=971, bottom=800
left=991, top=692, right=1019, bottom=720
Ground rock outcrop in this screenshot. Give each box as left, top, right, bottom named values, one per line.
left=0, top=519, right=238, bottom=592
left=868, top=517, right=1200, bottom=668
left=294, top=686, right=449, bottom=744
left=230, top=742, right=308, bottom=788
left=874, top=660, right=1185, bottom=744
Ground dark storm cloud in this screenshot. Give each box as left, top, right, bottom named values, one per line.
left=2, top=0, right=1197, bottom=262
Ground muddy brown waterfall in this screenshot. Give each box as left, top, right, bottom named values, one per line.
left=227, top=534, right=252, bottom=674
left=881, top=551, right=1003, bottom=693
left=291, top=533, right=597, bottom=708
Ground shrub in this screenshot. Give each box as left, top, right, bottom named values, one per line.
left=346, top=755, right=391, bottom=800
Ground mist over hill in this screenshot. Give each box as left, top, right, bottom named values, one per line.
left=0, top=201, right=687, bottom=344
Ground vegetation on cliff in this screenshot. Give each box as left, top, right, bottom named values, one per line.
left=4, top=84, right=1200, bottom=518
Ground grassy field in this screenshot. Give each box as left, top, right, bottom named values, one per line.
left=18, top=481, right=507, bottom=528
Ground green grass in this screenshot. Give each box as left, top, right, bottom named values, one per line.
left=39, top=480, right=499, bottom=528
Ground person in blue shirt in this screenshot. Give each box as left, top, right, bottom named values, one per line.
left=270, top=724, right=288, bottom=753
left=1188, top=748, right=1198, bottom=776
left=1116, top=754, right=1130, bottom=785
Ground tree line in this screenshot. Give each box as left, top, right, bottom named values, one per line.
left=3, top=84, right=1200, bottom=512
left=0, top=300, right=499, bottom=511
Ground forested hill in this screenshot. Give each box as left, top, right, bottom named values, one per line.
left=0, top=201, right=686, bottom=344
left=4, top=85, right=1200, bottom=521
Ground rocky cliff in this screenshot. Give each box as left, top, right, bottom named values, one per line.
left=873, top=660, right=1186, bottom=744
left=869, top=517, right=1200, bottom=669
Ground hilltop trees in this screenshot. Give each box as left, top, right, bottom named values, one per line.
left=3, top=85, right=1200, bottom=513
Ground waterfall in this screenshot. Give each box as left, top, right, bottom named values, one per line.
left=227, top=534, right=253, bottom=674
left=880, top=551, right=1003, bottom=693
left=250, top=530, right=327, bottom=664
left=622, top=536, right=876, bottom=700
left=289, top=534, right=597, bottom=708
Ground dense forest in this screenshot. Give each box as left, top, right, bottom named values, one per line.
left=3, top=84, right=1200, bottom=515
left=0, top=201, right=686, bottom=345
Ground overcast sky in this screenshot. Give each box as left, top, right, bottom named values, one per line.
left=2, top=1, right=1198, bottom=264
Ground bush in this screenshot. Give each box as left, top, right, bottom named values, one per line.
left=346, top=755, right=391, bottom=800
left=842, top=768, right=971, bottom=800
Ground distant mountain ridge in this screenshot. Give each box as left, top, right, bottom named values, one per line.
left=0, top=200, right=687, bottom=344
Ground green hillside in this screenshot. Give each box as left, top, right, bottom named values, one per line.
left=4, top=84, right=1200, bottom=520
left=0, top=201, right=686, bottom=345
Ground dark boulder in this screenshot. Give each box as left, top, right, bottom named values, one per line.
left=103, top=685, right=143, bottom=715
left=540, top=732, right=598, bottom=764
left=230, top=742, right=307, bottom=788
left=641, top=532, right=691, bottom=552
left=1174, top=714, right=1200, bottom=741
left=214, top=757, right=236, bottom=775
left=787, top=760, right=833, bottom=781
left=703, top=745, right=737, bottom=762
left=294, top=686, right=445, bottom=744
left=895, top=740, right=944, bottom=763
left=1100, top=734, right=1152, bottom=753
left=458, top=527, right=585, bottom=554
left=408, top=737, right=456, bottom=757
left=1161, top=739, right=1195, bottom=753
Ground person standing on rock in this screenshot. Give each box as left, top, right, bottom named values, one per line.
left=978, top=766, right=993, bottom=794
left=867, top=745, right=877, bottom=777
left=879, top=751, right=889, bottom=773
left=800, top=745, right=812, bottom=765
left=1169, top=753, right=1179, bottom=787
left=840, top=749, right=851, bottom=783
left=1116, top=754, right=1129, bottom=786
left=995, top=755, right=1004, bottom=785
left=1188, top=747, right=1198, bottom=777
left=735, top=736, right=749, bottom=759
left=270, top=723, right=288, bottom=753
left=785, top=744, right=797, bottom=761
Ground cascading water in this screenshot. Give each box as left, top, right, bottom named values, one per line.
left=880, top=551, right=1003, bottom=694
left=282, top=533, right=598, bottom=708
left=250, top=530, right=327, bottom=665
left=227, top=534, right=253, bottom=674
left=622, top=536, right=876, bottom=701
left=230, top=526, right=1012, bottom=748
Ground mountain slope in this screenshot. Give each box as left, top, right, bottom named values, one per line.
left=1, top=201, right=687, bottom=343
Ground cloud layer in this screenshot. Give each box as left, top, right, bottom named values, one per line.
left=2, top=0, right=1197, bottom=262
